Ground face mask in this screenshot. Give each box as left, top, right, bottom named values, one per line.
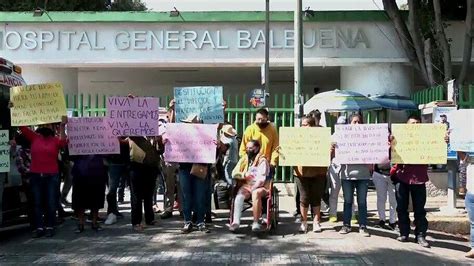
left=246, top=150, right=258, bottom=159
left=256, top=122, right=269, bottom=129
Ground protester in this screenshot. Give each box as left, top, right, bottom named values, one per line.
left=171, top=114, right=213, bottom=234
left=229, top=139, right=270, bottom=232
left=373, top=162, right=397, bottom=230
left=13, top=133, right=33, bottom=230
left=332, top=114, right=371, bottom=237
left=239, top=108, right=279, bottom=174
left=221, top=124, right=239, bottom=186
left=18, top=116, right=68, bottom=238
left=71, top=154, right=108, bottom=233
left=59, top=147, right=73, bottom=207
left=294, top=115, right=327, bottom=233
left=161, top=102, right=181, bottom=219
left=328, top=116, right=357, bottom=223
left=463, top=152, right=474, bottom=258
left=390, top=114, right=431, bottom=248
left=104, top=138, right=130, bottom=225
left=128, top=136, right=162, bottom=232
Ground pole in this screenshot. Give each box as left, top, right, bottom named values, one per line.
left=294, top=0, right=303, bottom=126
left=265, top=0, right=270, bottom=94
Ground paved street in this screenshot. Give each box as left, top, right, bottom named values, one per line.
left=0, top=185, right=471, bottom=265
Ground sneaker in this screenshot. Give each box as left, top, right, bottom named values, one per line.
left=339, top=225, right=351, bottom=235
left=375, top=220, right=385, bottom=228
left=359, top=227, right=370, bottom=237
left=181, top=222, right=193, bottom=234
left=299, top=222, right=308, bottom=233
left=229, top=223, right=240, bottom=232
left=133, top=224, right=144, bottom=232
left=104, top=213, right=117, bottom=225
left=32, top=228, right=44, bottom=238
left=160, top=211, right=173, bottom=219
left=397, top=235, right=409, bottom=242
left=251, top=222, right=262, bottom=232
left=328, top=215, right=338, bottom=223
left=416, top=236, right=430, bottom=248
left=197, top=223, right=210, bottom=233
left=388, top=222, right=397, bottom=231
left=313, top=222, right=322, bottom=233
left=45, top=228, right=54, bottom=238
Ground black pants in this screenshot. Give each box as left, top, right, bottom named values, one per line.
left=130, top=163, right=158, bottom=226
left=396, top=182, right=428, bottom=237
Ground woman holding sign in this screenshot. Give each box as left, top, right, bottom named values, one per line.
left=294, top=115, right=327, bottom=233
left=18, top=117, right=68, bottom=238
left=332, top=114, right=371, bottom=237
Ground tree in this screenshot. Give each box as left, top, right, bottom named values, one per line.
left=383, top=0, right=473, bottom=98
left=0, top=0, right=147, bottom=12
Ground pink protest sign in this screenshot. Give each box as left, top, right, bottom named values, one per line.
left=164, top=123, right=218, bottom=164
left=107, top=97, right=159, bottom=136
left=68, top=117, right=120, bottom=155
left=334, top=124, right=390, bottom=164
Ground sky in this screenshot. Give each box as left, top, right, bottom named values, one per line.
left=142, top=0, right=408, bottom=12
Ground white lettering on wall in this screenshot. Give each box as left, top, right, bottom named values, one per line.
left=0, top=28, right=371, bottom=52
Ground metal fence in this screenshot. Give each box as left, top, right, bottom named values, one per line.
left=65, top=93, right=298, bottom=182
left=411, top=84, right=474, bottom=108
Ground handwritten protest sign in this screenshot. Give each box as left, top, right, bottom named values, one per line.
left=10, top=83, right=67, bottom=126
left=279, top=127, right=331, bottom=167
left=391, top=124, right=447, bottom=164
left=174, top=86, right=224, bottom=124
left=449, top=109, right=474, bottom=152
left=334, top=124, right=389, bottom=164
left=107, top=97, right=159, bottom=136
left=0, top=130, right=10, bottom=173
left=164, top=123, right=218, bottom=164
left=68, top=117, right=120, bottom=155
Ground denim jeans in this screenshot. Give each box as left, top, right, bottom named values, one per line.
left=342, top=179, right=368, bottom=227
left=107, top=164, right=127, bottom=215
left=30, top=173, right=59, bottom=229
left=396, top=182, right=428, bottom=237
left=466, top=192, right=474, bottom=247
left=179, top=168, right=210, bottom=225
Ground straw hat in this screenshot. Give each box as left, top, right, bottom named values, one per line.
left=221, top=124, right=237, bottom=137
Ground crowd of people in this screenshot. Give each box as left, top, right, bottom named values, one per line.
left=7, top=98, right=474, bottom=258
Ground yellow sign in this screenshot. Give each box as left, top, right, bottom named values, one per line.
left=391, top=124, right=447, bottom=164
left=279, top=127, right=331, bottom=167
left=10, top=83, right=67, bottom=126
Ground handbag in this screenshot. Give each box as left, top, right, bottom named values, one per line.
left=129, top=139, right=146, bottom=164
left=191, top=163, right=208, bottom=179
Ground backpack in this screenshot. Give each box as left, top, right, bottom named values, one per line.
left=213, top=180, right=231, bottom=209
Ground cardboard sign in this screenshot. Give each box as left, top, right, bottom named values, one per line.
left=107, top=97, right=159, bottom=136
left=334, top=124, right=389, bottom=164
left=164, top=123, right=218, bottom=164
left=10, top=83, right=67, bottom=126
left=0, top=130, right=9, bottom=173
left=174, top=86, right=224, bottom=124
left=279, top=127, right=331, bottom=167
left=449, top=109, right=474, bottom=152
left=68, top=117, right=120, bottom=155
left=391, top=124, right=447, bottom=164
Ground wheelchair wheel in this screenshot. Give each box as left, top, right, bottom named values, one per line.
left=270, top=186, right=279, bottom=232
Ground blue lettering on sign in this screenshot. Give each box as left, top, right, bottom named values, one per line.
left=174, top=86, right=224, bottom=124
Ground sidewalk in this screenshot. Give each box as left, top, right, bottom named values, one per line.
left=0, top=184, right=470, bottom=265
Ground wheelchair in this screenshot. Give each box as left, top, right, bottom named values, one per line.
left=229, top=176, right=279, bottom=232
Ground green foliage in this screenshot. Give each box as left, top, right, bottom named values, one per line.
left=0, top=0, right=147, bottom=11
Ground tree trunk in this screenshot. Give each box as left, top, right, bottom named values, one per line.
left=458, top=0, right=474, bottom=92
left=424, top=38, right=436, bottom=85
left=407, top=0, right=432, bottom=86
left=382, top=0, right=431, bottom=86
left=433, top=0, right=452, bottom=81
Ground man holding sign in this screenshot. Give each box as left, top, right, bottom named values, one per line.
left=390, top=115, right=448, bottom=248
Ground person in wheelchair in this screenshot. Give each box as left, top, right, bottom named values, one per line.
left=229, top=140, right=270, bottom=232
